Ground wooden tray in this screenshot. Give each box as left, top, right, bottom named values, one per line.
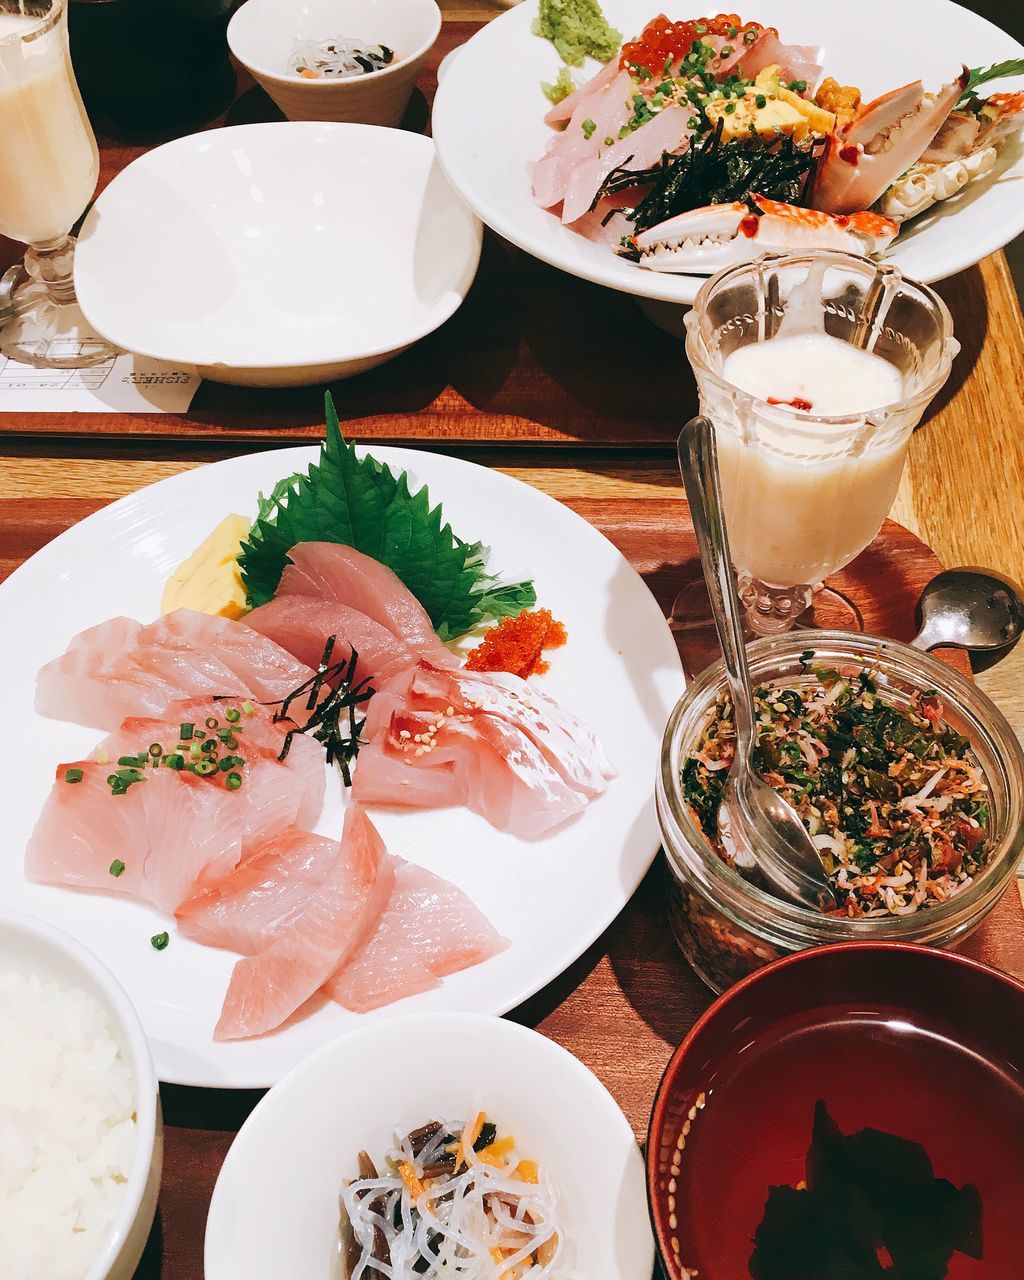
left=0, top=24, right=1010, bottom=450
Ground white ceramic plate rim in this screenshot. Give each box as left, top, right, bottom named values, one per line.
left=431, top=0, right=1024, bottom=305
left=74, top=124, right=482, bottom=371
left=1, top=445, right=683, bottom=1088
left=205, top=1011, right=654, bottom=1280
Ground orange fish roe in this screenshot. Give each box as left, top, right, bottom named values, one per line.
left=465, top=609, right=568, bottom=679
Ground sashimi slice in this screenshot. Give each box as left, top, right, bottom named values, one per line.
left=544, top=56, right=620, bottom=126
left=325, top=860, right=508, bottom=1013
left=26, top=761, right=246, bottom=912
left=533, top=69, right=636, bottom=213
left=107, top=696, right=326, bottom=831
left=278, top=543, right=455, bottom=667
left=244, top=595, right=416, bottom=686
left=715, top=31, right=823, bottom=88
left=37, top=609, right=316, bottom=730
left=561, top=105, right=694, bottom=225
left=176, top=806, right=394, bottom=1040
left=353, top=662, right=612, bottom=836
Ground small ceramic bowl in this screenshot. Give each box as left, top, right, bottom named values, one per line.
left=647, top=943, right=1024, bottom=1280
left=74, top=122, right=481, bottom=387
left=0, top=910, right=162, bottom=1280
left=205, top=1012, right=654, bottom=1280
left=228, top=0, right=441, bottom=127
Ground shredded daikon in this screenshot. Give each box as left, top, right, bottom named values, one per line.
left=289, top=36, right=394, bottom=80
left=341, top=1117, right=567, bottom=1278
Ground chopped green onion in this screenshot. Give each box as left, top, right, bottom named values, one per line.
left=790, top=79, right=807, bottom=93
left=581, top=118, right=596, bottom=140
left=724, top=102, right=736, bottom=114
left=150, top=932, right=169, bottom=951
left=193, top=760, right=216, bottom=777
left=225, top=707, right=241, bottom=723
left=226, top=772, right=243, bottom=791
left=148, top=743, right=162, bottom=757
left=164, top=753, right=185, bottom=771
left=205, top=717, right=218, bottom=729
left=604, top=136, right=615, bottom=146
left=201, top=739, right=218, bottom=754
left=720, top=44, right=733, bottom=56
left=242, top=701, right=255, bottom=715
left=109, top=859, right=125, bottom=878
left=756, top=94, right=767, bottom=108
left=179, top=722, right=194, bottom=741
left=64, top=767, right=84, bottom=784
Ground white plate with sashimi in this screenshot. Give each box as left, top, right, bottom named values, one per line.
left=432, top=0, right=1024, bottom=305
left=1, top=406, right=683, bottom=1087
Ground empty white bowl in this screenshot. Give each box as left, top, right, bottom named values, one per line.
left=228, top=0, right=441, bottom=126
left=74, top=122, right=481, bottom=387
left=205, top=1012, right=654, bottom=1280
left=0, top=910, right=162, bottom=1280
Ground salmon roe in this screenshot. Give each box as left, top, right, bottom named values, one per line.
left=465, top=609, right=568, bottom=679
left=620, top=13, right=769, bottom=75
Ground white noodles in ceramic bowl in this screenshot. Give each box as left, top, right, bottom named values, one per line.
left=205, top=1012, right=653, bottom=1280
left=0, top=910, right=162, bottom=1280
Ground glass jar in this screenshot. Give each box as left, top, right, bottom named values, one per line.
left=657, top=631, right=1024, bottom=992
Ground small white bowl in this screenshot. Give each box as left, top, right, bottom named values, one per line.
left=0, top=910, right=162, bottom=1280
left=205, top=1012, right=654, bottom=1280
left=228, top=0, right=441, bottom=127
left=74, top=122, right=481, bottom=388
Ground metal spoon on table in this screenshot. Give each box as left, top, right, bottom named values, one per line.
left=677, top=417, right=837, bottom=912
left=911, top=568, right=1024, bottom=656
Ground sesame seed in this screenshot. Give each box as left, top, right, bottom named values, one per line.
left=399, top=729, right=411, bottom=740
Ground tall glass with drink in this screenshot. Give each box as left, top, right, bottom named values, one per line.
left=685, top=252, right=959, bottom=635
left=0, top=0, right=115, bottom=367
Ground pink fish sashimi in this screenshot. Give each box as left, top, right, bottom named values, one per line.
left=26, top=760, right=247, bottom=912
left=110, top=697, right=327, bottom=832
left=177, top=806, right=395, bottom=1041
left=325, top=859, right=508, bottom=1013
left=278, top=543, right=455, bottom=668
left=562, top=105, right=694, bottom=225
left=544, top=56, right=620, bottom=126
left=532, top=69, right=636, bottom=211
left=36, top=609, right=316, bottom=730
left=714, top=31, right=823, bottom=89
left=352, top=662, right=612, bottom=837
left=244, top=595, right=417, bottom=687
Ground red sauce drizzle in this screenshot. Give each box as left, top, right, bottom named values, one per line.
left=739, top=214, right=760, bottom=238
left=620, top=13, right=769, bottom=75
left=839, top=144, right=860, bottom=165
left=767, top=396, right=813, bottom=411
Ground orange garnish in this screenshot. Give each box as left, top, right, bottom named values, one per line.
left=465, top=609, right=567, bottom=679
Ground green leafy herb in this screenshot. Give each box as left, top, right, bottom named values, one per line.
left=594, top=119, right=822, bottom=236
left=957, top=58, right=1024, bottom=106
left=238, top=393, right=535, bottom=640
left=150, top=932, right=170, bottom=951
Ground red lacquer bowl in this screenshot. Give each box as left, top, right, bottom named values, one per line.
left=647, top=942, right=1024, bottom=1280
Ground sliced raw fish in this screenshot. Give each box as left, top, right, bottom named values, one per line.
left=177, top=806, right=394, bottom=1040
left=37, top=609, right=315, bottom=730
left=26, top=761, right=247, bottom=912
left=110, top=696, right=326, bottom=831
left=278, top=543, right=455, bottom=666
left=244, top=595, right=416, bottom=686
left=544, top=56, right=620, bottom=126
left=325, top=859, right=508, bottom=1013
left=561, top=105, right=694, bottom=225
left=353, top=662, right=612, bottom=836
left=715, top=32, right=823, bottom=88
left=533, top=69, right=636, bottom=211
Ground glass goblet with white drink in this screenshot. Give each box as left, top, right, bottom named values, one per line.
left=684, top=252, right=958, bottom=636
left=0, top=0, right=115, bottom=367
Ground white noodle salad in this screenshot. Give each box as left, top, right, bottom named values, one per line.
left=289, top=36, right=395, bottom=80
left=341, top=1113, right=568, bottom=1278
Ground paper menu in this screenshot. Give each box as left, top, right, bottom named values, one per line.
left=0, top=348, right=201, bottom=413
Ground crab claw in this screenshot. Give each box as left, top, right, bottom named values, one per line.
left=814, top=69, right=969, bottom=214
left=634, top=196, right=898, bottom=274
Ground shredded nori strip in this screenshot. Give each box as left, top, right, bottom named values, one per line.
left=594, top=119, right=823, bottom=242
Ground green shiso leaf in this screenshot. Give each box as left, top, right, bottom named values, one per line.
left=238, top=393, right=536, bottom=640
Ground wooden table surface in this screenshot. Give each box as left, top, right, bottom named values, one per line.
left=3, top=9, right=1024, bottom=1277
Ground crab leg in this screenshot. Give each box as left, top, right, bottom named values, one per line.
left=813, top=70, right=969, bottom=214
left=634, top=196, right=898, bottom=274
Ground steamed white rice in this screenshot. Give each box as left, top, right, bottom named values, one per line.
left=0, top=971, right=137, bottom=1280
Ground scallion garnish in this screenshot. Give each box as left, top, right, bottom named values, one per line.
left=109, top=859, right=125, bottom=877
left=150, top=932, right=169, bottom=951
left=180, top=722, right=194, bottom=741
left=226, top=772, right=243, bottom=791
left=225, top=707, right=241, bottom=723
left=64, top=767, right=84, bottom=784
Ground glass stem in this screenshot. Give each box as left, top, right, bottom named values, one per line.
left=23, top=234, right=78, bottom=306
left=738, top=574, right=813, bottom=636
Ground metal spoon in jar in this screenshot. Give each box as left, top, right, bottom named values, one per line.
left=911, top=568, right=1024, bottom=656
left=677, top=417, right=838, bottom=913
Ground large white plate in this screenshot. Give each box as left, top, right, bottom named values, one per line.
left=432, top=0, right=1024, bottom=305
left=0, top=447, right=683, bottom=1088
